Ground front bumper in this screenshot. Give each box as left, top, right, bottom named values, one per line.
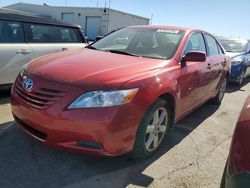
left=11, top=74, right=147, bottom=156
left=229, top=64, right=245, bottom=82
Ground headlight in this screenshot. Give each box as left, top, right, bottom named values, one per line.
left=68, top=88, right=139, bottom=109
left=231, top=60, right=242, bottom=65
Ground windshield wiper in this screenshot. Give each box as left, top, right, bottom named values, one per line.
left=86, top=45, right=97, bottom=50
left=106, top=50, right=141, bottom=57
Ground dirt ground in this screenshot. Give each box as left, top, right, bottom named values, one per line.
left=0, top=81, right=249, bottom=188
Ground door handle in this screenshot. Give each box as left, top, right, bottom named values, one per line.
left=61, top=48, right=68, bottom=51
left=207, top=63, right=212, bottom=69
left=221, top=59, right=227, bottom=66
left=16, top=49, right=31, bottom=55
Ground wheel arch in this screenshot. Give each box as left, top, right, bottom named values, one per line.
left=158, top=92, right=176, bottom=130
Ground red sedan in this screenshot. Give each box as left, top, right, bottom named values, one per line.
left=221, top=96, right=250, bottom=187
left=11, top=26, right=230, bottom=158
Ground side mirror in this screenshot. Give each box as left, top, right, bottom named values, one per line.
left=181, top=51, right=206, bottom=67
left=95, top=36, right=104, bottom=41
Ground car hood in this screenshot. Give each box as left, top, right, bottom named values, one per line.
left=27, top=48, right=165, bottom=89
left=226, top=52, right=245, bottom=60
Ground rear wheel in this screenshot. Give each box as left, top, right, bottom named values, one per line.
left=131, top=98, right=171, bottom=159
left=212, top=76, right=227, bottom=105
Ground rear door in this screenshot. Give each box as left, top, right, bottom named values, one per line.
left=0, top=19, right=33, bottom=85
left=204, top=34, right=225, bottom=94
left=24, top=23, right=85, bottom=59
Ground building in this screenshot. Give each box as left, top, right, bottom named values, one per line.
left=5, top=3, right=150, bottom=40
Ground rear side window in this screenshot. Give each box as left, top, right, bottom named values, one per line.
left=0, top=19, right=24, bottom=43
left=217, top=43, right=224, bottom=54
left=25, top=23, right=82, bottom=43
left=204, top=34, right=220, bottom=56
left=184, top=32, right=206, bottom=54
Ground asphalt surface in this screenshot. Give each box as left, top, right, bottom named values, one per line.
left=0, top=80, right=249, bottom=188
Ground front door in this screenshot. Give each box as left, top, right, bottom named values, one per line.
left=177, top=32, right=211, bottom=117
left=0, top=19, right=33, bottom=85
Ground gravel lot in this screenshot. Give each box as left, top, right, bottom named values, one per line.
left=0, top=80, right=249, bottom=188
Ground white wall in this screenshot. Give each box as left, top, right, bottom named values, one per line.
left=108, top=9, right=149, bottom=32
left=5, top=3, right=150, bottom=38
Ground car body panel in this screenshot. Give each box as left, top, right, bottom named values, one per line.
left=222, top=95, right=250, bottom=187
left=0, top=44, right=33, bottom=85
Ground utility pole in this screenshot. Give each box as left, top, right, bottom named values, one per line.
left=150, top=13, right=153, bottom=25
left=107, top=0, right=111, bottom=33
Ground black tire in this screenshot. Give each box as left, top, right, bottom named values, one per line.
left=131, top=98, right=172, bottom=159
left=212, top=76, right=227, bottom=105
left=220, top=161, right=227, bottom=188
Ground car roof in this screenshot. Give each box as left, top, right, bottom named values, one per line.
left=128, top=25, right=200, bottom=32
left=0, top=12, right=80, bottom=29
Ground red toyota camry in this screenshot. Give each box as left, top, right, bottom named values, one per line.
left=221, top=96, right=250, bottom=188
left=11, top=26, right=230, bottom=158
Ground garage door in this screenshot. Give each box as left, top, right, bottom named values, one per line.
left=62, top=13, right=74, bottom=24
left=86, top=17, right=101, bottom=40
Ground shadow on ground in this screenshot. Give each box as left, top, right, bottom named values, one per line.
left=0, top=86, right=11, bottom=105
left=226, top=76, right=250, bottom=93
left=0, top=101, right=219, bottom=188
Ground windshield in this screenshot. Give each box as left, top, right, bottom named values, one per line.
left=218, top=39, right=247, bottom=53
left=90, top=28, right=185, bottom=60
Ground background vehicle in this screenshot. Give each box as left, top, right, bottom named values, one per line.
left=217, top=37, right=250, bottom=85
left=221, top=95, right=250, bottom=188
left=0, top=12, right=88, bottom=86
left=11, top=26, right=230, bottom=159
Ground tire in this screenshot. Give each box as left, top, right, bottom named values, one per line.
left=212, top=76, right=227, bottom=105
left=131, top=98, right=171, bottom=159
left=237, top=69, right=246, bottom=86
left=220, top=161, right=227, bottom=188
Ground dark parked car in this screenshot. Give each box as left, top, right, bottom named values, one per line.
left=217, top=37, right=250, bottom=85
left=11, top=26, right=230, bottom=158
left=221, top=95, right=250, bottom=188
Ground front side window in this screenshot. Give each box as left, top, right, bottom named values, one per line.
left=184, top=32, right=206, bottom=54
left=25, top=23, right=82, bottom=43
left=0, top=19, right=24, bottom=43
left=205, top=34, right=220, bottom=56
left=91, top=28, right=185, bottom=59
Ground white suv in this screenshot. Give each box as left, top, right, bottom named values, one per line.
left=0, top=12, right=87, bottom=85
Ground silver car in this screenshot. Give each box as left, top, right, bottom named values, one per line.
left=0, top=11, right=87, bottom=85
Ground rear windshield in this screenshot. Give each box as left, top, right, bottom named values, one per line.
left=91, top=28, right=185, bottom=60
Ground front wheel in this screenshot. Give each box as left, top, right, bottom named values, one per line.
left=212, top=76, right=227, bottom=105
left=237, top=69, right=246, bottom=86
left=131, top=98, right=171, bottom=159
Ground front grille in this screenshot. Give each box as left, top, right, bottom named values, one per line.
left=15, top=116, right=48, bottom=141
left=15, top=75, right=66, bottom=109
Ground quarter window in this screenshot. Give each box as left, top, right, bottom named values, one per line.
left=25, top=23, right=82, bottom=43
left=184, top=33, right=206, bottom=54
left=205, top=34, right=220, bottom=56
left=0, top=20, right=24, bottom=43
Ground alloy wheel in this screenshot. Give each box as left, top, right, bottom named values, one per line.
left=144, top=107, right=168, bottom=152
